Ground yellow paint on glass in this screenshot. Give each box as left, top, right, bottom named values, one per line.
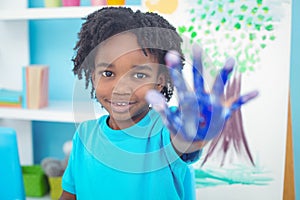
left=145, top=0, right=178, bottom=14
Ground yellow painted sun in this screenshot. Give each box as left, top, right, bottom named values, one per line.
left=145, top=0, right=178, bottom=14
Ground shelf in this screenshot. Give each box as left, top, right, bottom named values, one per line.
left=0, top=100, right=107, bottom=123
left=27, top=194, right=50, bottom=200
left=0, top=6, right=142, bottom=20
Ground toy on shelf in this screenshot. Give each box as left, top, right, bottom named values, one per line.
left=107, top=0, right=126, bottom=5
left=22, top=165, right=49, bottom=197
left=91, top=0, right=107, bottom=6
left=62, top=0, right=80, bottom=6
left=44, top=0, right=62, bottom=7
left=0, top=128, right=25, bottom=200
left=41, top=140, right=72, bottom=200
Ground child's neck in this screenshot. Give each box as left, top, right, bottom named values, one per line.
left=107, top=108, right=150, bottom=130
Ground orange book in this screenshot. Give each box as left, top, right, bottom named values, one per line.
left=0, top=102, right=22, bottom=108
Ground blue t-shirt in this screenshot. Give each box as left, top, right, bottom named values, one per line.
left=62, top=109, right=199, bottom=199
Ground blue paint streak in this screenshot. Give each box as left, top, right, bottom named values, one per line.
left=290, top=0, right=300, bottom=198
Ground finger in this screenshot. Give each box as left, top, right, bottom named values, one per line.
left=165, top=51, right=189, bottom=102
left=145, top=89, right=167, bottom=113
left=212, top=57, right=235, bottom=96
left=192, top=44, right=206, bottom=97
left=145, top=90, right=182, bottom=133
left=230, top=90, right=259, bottom=112
left=165, top=50, right=183, bottom=71
left=165, top=51, right=202, bottom=141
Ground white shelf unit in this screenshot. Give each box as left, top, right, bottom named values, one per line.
left=0, top=3, right=138, bottom=200
left=0, top=5, right=142, bottom=20
left=0, top=100, right=107, bottom=123
left=27, top=194, right=50, bottom=200
left=0, top=1, right=135, bottom=165
left=0, top=3, right=142, bottom=122
left=0, top=6, right=101, bottom=20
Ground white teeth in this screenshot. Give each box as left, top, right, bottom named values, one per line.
left=115, top=102, right=128, bottom=106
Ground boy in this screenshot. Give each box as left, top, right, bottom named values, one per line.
left=60, top=7, right=257, bottom=199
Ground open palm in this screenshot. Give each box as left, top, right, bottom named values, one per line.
left=146, top=45, right=258, bottom=142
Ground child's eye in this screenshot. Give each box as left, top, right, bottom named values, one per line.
left=134, top=73, right=147, bottom=79
left=101, top=71, right=114, bottom=77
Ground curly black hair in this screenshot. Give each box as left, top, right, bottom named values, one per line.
left=72, top=6, right=184, bottom=102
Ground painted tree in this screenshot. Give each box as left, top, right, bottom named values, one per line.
left=178, top=0, right=276, bottom=75
left=178, top=0, right=278, bottom=167
left=201, top=72, right=255, bottom=167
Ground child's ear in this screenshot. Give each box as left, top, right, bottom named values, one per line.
left=156, top=73, right=166, bottom=92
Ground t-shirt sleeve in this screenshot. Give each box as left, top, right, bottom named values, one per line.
left=180, top=150, right=202, bottom=164
left=162, top=126, right=202, bottom=164
left=61, top=132, right=78, bottom=195
left=161, top=127, right=199, bottom=199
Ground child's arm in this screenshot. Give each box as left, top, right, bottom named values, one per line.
left=59, top=190, right=76, bottom=200
left=146, top=45, right=258, bottom=154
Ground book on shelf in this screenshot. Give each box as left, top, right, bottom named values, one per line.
left=23, top=65, right=49, bottom=109
left=0, top=88, right=22, bottom=108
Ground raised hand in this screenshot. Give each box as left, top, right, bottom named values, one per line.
left=145, top=45, right=258, bottom=142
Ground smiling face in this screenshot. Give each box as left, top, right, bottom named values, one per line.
left=92, top=33, right=165, bottom=129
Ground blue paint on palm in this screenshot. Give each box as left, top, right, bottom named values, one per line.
left=146, top=46, right=258, bottom=142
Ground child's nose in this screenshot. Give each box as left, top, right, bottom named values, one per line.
left=112, top=76, right=133, bottom=95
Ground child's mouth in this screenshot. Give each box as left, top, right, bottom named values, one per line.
left=110, top=101, right=135, bottom=113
